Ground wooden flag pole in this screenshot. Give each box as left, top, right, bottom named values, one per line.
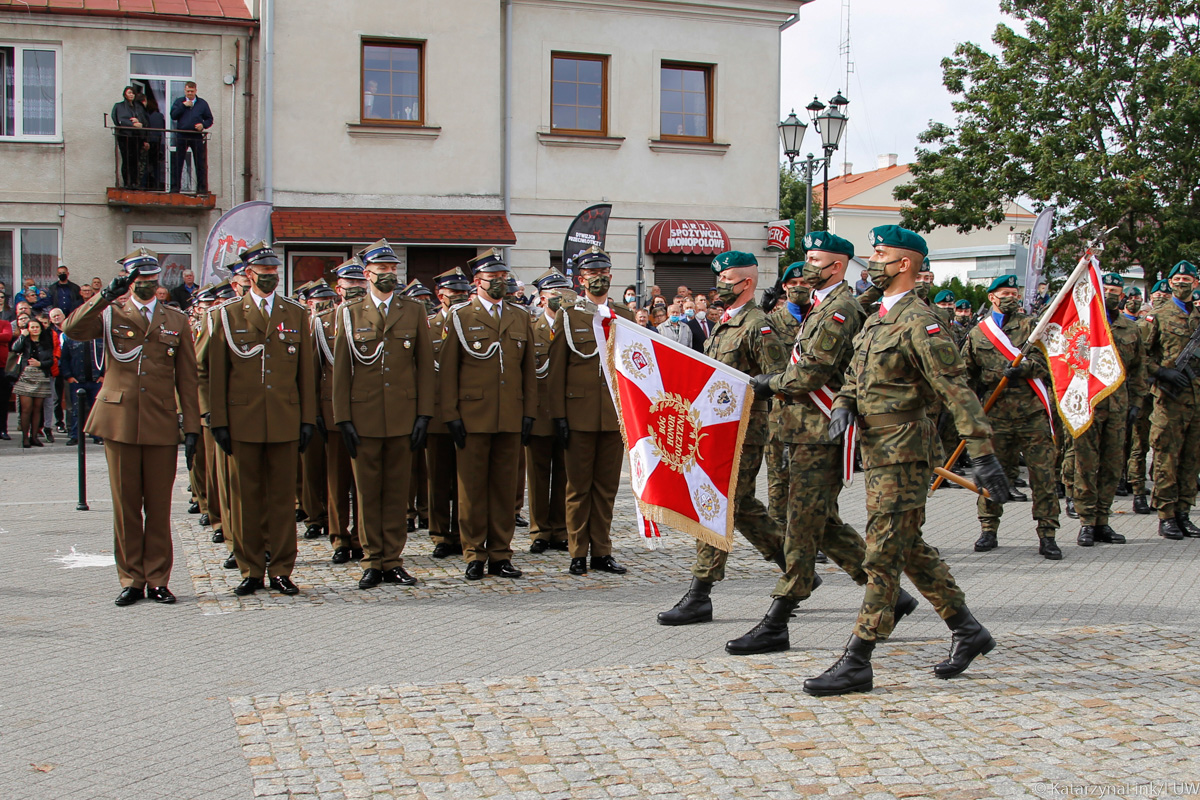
left=932, top=466, right=991, bottom=499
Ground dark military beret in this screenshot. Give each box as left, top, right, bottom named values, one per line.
left=955, top=299, right=972, bottom=310
left=934, top=290, right=955, bottom=304
left=987, top=274, right=1019, bottom=293
left=867, top=225, right=928, bottom=257
left=711, top=250, right=758, bottom=274
left=1152, top=280, right=1168, bottom=293
left=1168, top=260, right=1197, bottom=279
left=1102, top=273, right=1124, bottom=288
left=920, top=257, right=933, bottom=274
left=781, top=261, right=806, bottom=283
left=800, top=231, right=853, bottom=259
left=1125, top=286, right=1142, bottom=297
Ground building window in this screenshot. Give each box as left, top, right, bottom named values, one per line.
left=1, top=45, right=61, bottom=140
left=362, top=40, right=424, bottom=125
left=0, top=227, right=61, bottom=292
left=288, top=251, right=350, bottom=295
left=660, top=62, right=712, bottom=142
left=551, top=53, right=607, bottom=135
left=128, top=227, right=196, bottom=289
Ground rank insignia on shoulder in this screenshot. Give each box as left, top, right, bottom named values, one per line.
left=760, top=326, right=773, bottom=336
left=925, top=323, right=941, bottom=334
left=831, top=311, right=846, bottom=324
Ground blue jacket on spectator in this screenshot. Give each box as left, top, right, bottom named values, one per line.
left=59, top=335, right=106, bottom=383
left=51, top=280, right=83, bottom=315
left=170, top=96, right=213, bottom=132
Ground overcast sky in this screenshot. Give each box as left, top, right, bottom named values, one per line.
left=780, top=0, right=1012, bottom=175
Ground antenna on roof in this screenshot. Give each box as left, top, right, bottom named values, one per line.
left=839, top=0, right=853, bottom=175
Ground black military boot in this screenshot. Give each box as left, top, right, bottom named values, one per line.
left=803, top=636, right=875, bottom=696
left=974, top=530, right=998, bottom=552
left=1115, top=478, right=1131, bottom=497
left=1055, top=481, right=1066, bottom=499
left=933, top=606, right=995, bottom=678
left=1065, top=498, right=1078, bottom=518
left=1039, top=536, right=1063, bottom=560
left=1176, top=515, right=1200, bottom=538
left=1133, top=494, right=1152, bottom=514
left=725, top=597, right=798, bottom=655
left=1092, top=524, right=1125, bottom=544
left=657, top=578, right=714, bottom=626
left=1077, top=525, right=1095, bottom=547
left=894, top=588, right=919, bottom=624
left=1159, top=518, right=1185, bottom=540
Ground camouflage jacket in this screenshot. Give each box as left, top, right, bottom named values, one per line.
left=705, top=299, right=788, bottom=446
left=1143, top=299, right=1200, bottom=399
left=961, top=311, right=1052, bottom=429
left=769, top=282, right=864, bottom=445
left=835, top=292, right=994, bottom=468
left=765, top=304, right=803, bottom=439
left=1103, top=312, right=1147, bottom=413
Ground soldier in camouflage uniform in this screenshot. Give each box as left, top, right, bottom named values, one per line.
left=953, top=299, right=975, bottom=338
left=764, top=264, right=804, bottom=534
left=731, top=232, right=919, bottom=656
left=1073, top=274, right=1147, bottom=546
left=961, top=274, right=1062, bottom=560
left=804, top=226, right=1010, bottom=697
left=1129, top=283, right=1165, bottom=514
left=658, top=251, right=788, bottom=626
left=1144, top=261, right=1200, bottom=540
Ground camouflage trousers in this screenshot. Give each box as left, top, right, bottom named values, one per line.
left=773, top=444, right=867, bottom=600
left=978, top=427, right=1060, bottom=538
left=693, top=440, right=784, bottom=582
left=1150, top=389, right=1200, bottom=519
left=1060, top=436, right=1075, bottom=494
left=765, top=434, right=789, bottom=531
left=1126, top=407, right=1152, bottom=494
left=1072, top=403, right=1127, bottom=526
left=854, top=460, right=966, bottom=642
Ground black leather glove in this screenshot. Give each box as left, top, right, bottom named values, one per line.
left=1127, top=405, right=1140, bottom=425
left=972, top=453, right=1012, bottom=503
left=553, top=418, right=569, bottom=448
left=101, top=268, right=137, bottom=301
left=338, top=421, right=360, bottom=459
left=446, top=419, right=467, bottom=450
left=298, top=423, right=314, bottom=454
left=411, top=415, right=431, bottom=451
left=749, top=373, right=778, bottom=401
left=211, top=425, right=233, bottom=456
left=184, top=433, right=198, bottom=471
left=315, top=414, right=328, bottom=440
left=827, top=407, right=854, bottom=443
left=521, top=416, right=535, bottom=446
left=1156, top=367, right=1191, bottom=393
left=1004, top=362, right=1029, bottom=380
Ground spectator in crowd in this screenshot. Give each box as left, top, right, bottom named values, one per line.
left=707, top=300, right=724, bottom=326
left=140, top=89, right=166, bottom=191
left=59, top=320, right=106, bottom=446
left=0, top=289, right=14, bottom=322
left=649, top=305, right=668, bottom=329
left=854, top=268, right=871, bottom=295
left=648, top=285, right=662, bottom=301
left=635, top=308, right=651, bottom=329
left=686, top=296, right=710, bottom=351
left=91, top=277, right=103, bottom=293
left=170, top=269, right=198, bottom=306
left=48, top=307, right=67, bottom=436
left=79, top=285, right=94, bottom=304
left=111, top=85, right=146, bottom=189
left=155, top=285, right=171, bottom=305
left=650, top=295, right=668, bottom=311
left=0, top=313, right=13, bottom=439
left=622, top=285, right=638, bottom=308
left=675, top=285, right=692, bottom=300
left=29, top=286, right=52, bottom=313
left=1030, top=281, right=1050, bottom=315
left=50, top=265, right=83, bottom=315
left=14, top=278, right=37, bottom=306
left=10, top=317, right=54, bottom=447
left=170, top=81, right=213, bottom=194
left=656, top=303, right=693, bottom=347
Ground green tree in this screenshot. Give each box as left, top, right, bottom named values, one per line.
left=777, top=165, right=825, bottom=275
left=895, top=0, right=1200, bottom=284
left=932, top=276, right=990, bottom=314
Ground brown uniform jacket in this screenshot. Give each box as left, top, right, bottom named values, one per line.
left=313, top=305, right=338, bottom=422
left=332, top=294, right=435, bottom=436
left=195, top=307, right=217, bottom=421
left=439, top=296, right=537, bottom=433
left=548, top=302, right=634, bottom=432
left=63, top=293, right=200, bottom=446
left=530, top=310, right=558, bottom=437
left=207, top=292, right=316, bottom=442
left=428, top=305, right=455, bottom=433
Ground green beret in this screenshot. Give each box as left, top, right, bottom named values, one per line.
left=1152, top=280, right=1168, bottom=293
left=920, top=257, right=933, bottom=273
left=1102, top=273, right=1124, bottom=287
left=711, top=250, right=757, bottom=274
left=934, top=290, right=955, bottom=304
left=868, top=225, right=928, bottom=257
left=781, top=261, right=805, bottom=282
left=1126, top=286, right=1142, bottom=296
left=1168, top=260, right=1197, bottom=279
left=801, top=231, right=854, bottom=258
left=987, top=274, right=1019, bottom=293
left=955, top=299, right=972, bottom=310
left=1194, top=288, right=1200, bottom=300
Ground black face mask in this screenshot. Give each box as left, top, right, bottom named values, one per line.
left=58, top=273, right=68, bottom=283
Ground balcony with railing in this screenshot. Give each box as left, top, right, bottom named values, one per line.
left=105, top=117, right=216, bottom=210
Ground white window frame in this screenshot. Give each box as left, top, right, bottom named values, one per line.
left=0, top=43, right=63, bottom=141
left=127, top=224, right=197, bottom=288
left=0, top=225, right=62, bottom=290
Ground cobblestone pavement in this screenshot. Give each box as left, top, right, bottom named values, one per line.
left=3, top=437, right=1199, bottom=799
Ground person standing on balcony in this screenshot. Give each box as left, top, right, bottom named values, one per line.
left=141, top=90, right=166, bottom=191
left=170, top=81, right=213, bottom=195
left=111, top=86, right=146, bottom=189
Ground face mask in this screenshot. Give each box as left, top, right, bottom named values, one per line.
left=997, top=296, right=1020, bottom=315
left=684, top=308, right=695, bottom=319
left=132, top=281, right=159, bottom=301
left=914, top=282, right=930, bottom=300
left=715, top=280, right=744, bottom=305
left=1104, top=293, right=1120, bottom=313
left=867, top=259, right=900, bottom=292
left=486, top=277, right=506, bottom=300
left=343, top=286, right=367, bottom=301
left=585, top=275, right=611, bottom=297
left=624, top=293, right=635, bottom=303
left=58, top=273, right=68, bottom=283
left=252, top=272, right=279, bottom=294
left=546, top=296, right=562, bottom=313
left=447, top=292, right=468, bottom=306
left=371, top=272, right=398, bottom=293
left=787, top=286, right=812, bottom=307
left=956, top=313, right=971, bottom=324
left=801, top=261, right=831, bottom=289
left=1172, top=282, right=1194, bottom=300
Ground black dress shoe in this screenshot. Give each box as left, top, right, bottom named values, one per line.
left=211, top=529, right=224, bottom=543
left=223, top=555, right=239, bottom=569
left=569, top=557, right=588, bottom=575
left=295, top=509, right=308, bottom=523
left=65, top=437, right=78, bottom=446
left=303, top=524, right=325, bottom=539
left=1093, top=524, right=1125, bottom=544
left=1065, top=498, right=1078, bottom=518
left=804, top=636, right=875, bottom=695
left=146, top=586, right=176, bottom=604
left=1133, top=495, right=1152, bottom=514
left=488, top=560, right=523, bottom=578
left=1014, top=476, right=1028, bottom=487
left=1039, top=537, right=1063, bottom=560
left=1177, top=515, right=1200, bottom=538
left=406, top=517, right=417, bottom=533
left=0, top=432, right=10, bottom=440
left=465, top=560, right=486, bottom=580
left=418, top=516, right=429, bottom=530
left=551, top=539, right=569, bottom=551
left=234, top=577, right=263, bottom=596
left=358, top=568, right=383, bottom=589
left=92, top=437, right=103, bottom=445
left=974, top=531, right=998, bottom=552
left=933, top=606, right=995, bottom=678
left=43, top=427, right=54, bottom=443
left=384, top=566, right=417, bottom=586
left=115, top=586, right=144, bottom=606
left=591, top=555, right=627, bottom=574
left=1009, top=488, right=1029, bottom=502
left=514, top=514, right=529, bottom=528
left=351, top=548, right=364, bottom=561
left=431, top=542, right=454, bottom=559
left=529, top=538, right=550, bottom=554
left=1159, top=518, right=1184, bottom=540
left=1077, top=525, right=1095, bottom=546
left=269, top=576, right=300, bottom=595
left=187, top=501, right=200, bottom=514
left=331, top=547, right=352, bottom=564
left=199, top=513, right=211, bottom=527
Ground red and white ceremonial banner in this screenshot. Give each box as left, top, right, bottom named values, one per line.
left=978, top=315, right=1056, bottom=436
left=599, top=313, right=752, bottom=553
left=1032, top=253, right=1125, bottom=437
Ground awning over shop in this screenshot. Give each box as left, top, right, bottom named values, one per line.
left=271, top=209, right=516, bottom=246
left=645, top=219, right=731, bottom=255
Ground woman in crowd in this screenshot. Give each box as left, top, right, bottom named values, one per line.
left=0, top=311, right=13, bottom=440
left=111, top=85, right=147, bottom=189
left=10, top=317, right=54, bottom=448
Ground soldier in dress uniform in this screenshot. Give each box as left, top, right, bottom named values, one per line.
left=438, top=248, right=537, bottom=580
left=547, top=247, right=635, bottom=575
left=764, top=262, right=805, bottom=538
left=426, top=267, right=472, bottom=558
left=961, top=274, right=1062, bottom=560
left=208, top=242, right=316, bottom=596
left=63, top=248, right=200, bottom=606
left=1144, top=260, right=1200, bottom=540
left=186, top=286, right=216, bottom=527
left=198, top=280, right=236, bottom=561
left=526, top=269, right=572, bottom=554
left=317, top=259, right=365, bottom=564
left=509, top=275, right=531, bottom=529
left=1072, top=274, right=1146, bottom=546
left=658, top=251, right=788, bottom=625
left=403, top=279, right=433, bottom=534
left=803, top=226, right=1010, bottom=696
left=299, top=284, right=337, bottom=542
left=332, top=240, right=435, bottom=588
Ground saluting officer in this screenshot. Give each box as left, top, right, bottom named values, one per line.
left=63, top=248, right=200, bottom=606
left=439, top=248, right=537, bottom=580
left=526, top=269, right=572, bottom=554
left=658, top=251, right=788, bottom=626
left=208, top=242, right=316, bottom=596
left=333, top=239, right=435, bottom=588
left=548, top=247, right=635, bottom=575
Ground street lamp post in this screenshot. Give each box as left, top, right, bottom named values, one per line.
left=781, top=93, right=849, bottom=235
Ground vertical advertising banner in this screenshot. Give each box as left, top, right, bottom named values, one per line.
left=199, top=201, right=274, bottom=285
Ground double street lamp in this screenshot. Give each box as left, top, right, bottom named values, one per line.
left=779, top=90, right=849, bottom=233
